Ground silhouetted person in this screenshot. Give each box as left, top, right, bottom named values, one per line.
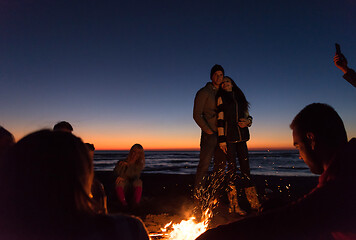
left=0, top=126, right=15, bottom=159
left=85, top=143, right=108, bottom=214
left=0, top=130, right=149, bottom=239
left=196, top=103, right=356, bottom=240
left=193, top=64, right=226, bottom=193
left=334, top=53, right=356, bottom=87
left=53, top=121, right=73, bottom=133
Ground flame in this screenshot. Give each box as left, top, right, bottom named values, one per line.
left=165, top=216, right=207, bottom=240
left=155, top=209, right=212, bottom=240
left=161, top=221, right=173, bottom=232
left=149, top=172, right=225, bottom=239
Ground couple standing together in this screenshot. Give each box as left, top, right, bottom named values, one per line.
left=193, top=64, right=259, bottom=214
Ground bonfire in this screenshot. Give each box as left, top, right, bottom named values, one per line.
left=148, top=173, right=224, bottom=240
left=148, top=207, right=214, bottom=240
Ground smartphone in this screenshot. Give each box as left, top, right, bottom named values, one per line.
left=335, top=43, right=341, bottom=55
left=335, top=43, right=344, bottom=65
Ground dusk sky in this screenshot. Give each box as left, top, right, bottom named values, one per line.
left=1, top=0, right=355, bottom=150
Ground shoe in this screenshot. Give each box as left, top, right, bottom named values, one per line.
left=235, top=206, right=247, bottom=216
left=245, top=186, right=261, bottom=210
left=228, top=184, right=247, bottom=216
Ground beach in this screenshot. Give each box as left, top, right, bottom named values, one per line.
left=94, top=171, right=319, bottom=234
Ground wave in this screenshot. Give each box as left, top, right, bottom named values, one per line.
left=93, top=150, right=314, bottom=177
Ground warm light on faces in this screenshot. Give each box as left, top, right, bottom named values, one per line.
left=211, top=70, right=224, bottom=88
left=293, top=129, right=309, bottom=160
left=88, top=150, right=94, bottom=161
left=292, top=128, right=322, bottom=174
left=221, top=78, right=233, bottom=92
left=128, top=148, right=144, bottom=164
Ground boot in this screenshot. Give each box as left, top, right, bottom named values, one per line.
left=245, top=186, right=261, bottom=210
left=133, top=186, right=142, bottom=204
left=115, top=186, right=128, bottom=206
left=228, top=184, right=247, bottom=216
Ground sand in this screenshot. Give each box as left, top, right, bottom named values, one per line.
left=94, top=171, right=319, bottom=234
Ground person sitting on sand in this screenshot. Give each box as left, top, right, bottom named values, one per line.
left=0, top=130, right=149, bottom=240
left=196, top=103, right=356, bottom=240
left=216, top=76, right=259, bottom=215
left=334, top=52, right=356, bottom=87
left=114, top=144, right=145, bottom=207
left=85, top=142, right=108, bottom=214
left=0, top=126, right=15, bottom=159
left=53, top=121, right=74, bottom=133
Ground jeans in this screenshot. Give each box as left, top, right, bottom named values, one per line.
left=226, top=141, right=251, bottom=188
left=194, top=131, right=226, bottom=190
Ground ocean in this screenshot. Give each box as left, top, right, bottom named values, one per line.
left=94, top=150, right=316, bottom=177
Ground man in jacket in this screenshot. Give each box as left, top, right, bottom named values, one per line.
left=193, top=64, right=226, bottom=193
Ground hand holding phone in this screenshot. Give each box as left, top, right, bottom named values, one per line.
left=335, top=43, right=344, bottom=65
left=334, top=43, right=348, bottom=73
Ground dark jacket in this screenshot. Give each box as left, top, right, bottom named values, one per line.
left=217, top=91, right=252, bottom=144
left=343, top=68, right=356, bottom=88
left=193, top=82, right=219, bottom=133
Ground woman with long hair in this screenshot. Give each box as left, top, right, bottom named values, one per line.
left=216, top=76, right=260, bottom=215
left=114, top=144, right=145, bottom=207
left=0, top=130, right=149, bottom=239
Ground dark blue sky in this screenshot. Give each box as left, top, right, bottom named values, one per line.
left=1, top=0, right=355, bottom=149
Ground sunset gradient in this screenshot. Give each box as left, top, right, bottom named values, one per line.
left=1, top=0, right=355, bottom=151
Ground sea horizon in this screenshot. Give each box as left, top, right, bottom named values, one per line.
left=94, top=149, right=316, bottom=177
left=94, top=147, right=295, bottom=151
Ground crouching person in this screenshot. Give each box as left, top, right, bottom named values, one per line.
left=114, top=144, right=145, bottom=207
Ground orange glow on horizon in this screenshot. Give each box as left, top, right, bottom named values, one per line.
left=89, top=138, right=294, bottom=151
left=81, top=133, right=201, bottom=151
left=10, top=127, right=296, bottom=152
